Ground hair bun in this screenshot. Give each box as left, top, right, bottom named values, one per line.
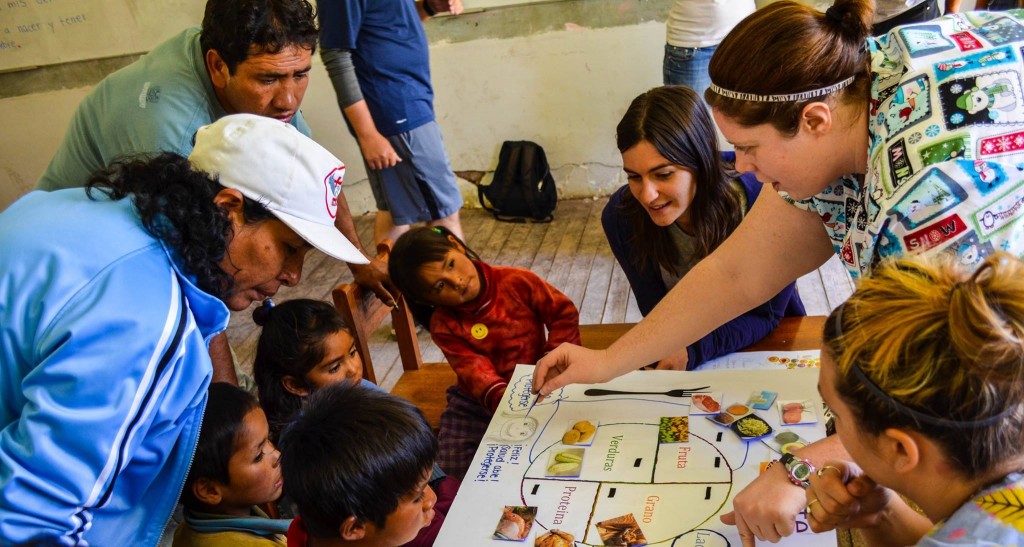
left=251, top=298, right=275, bottom=326
left=824, top=1, right=872, bottom=44
left=947, top=254, right=1024, bottom=382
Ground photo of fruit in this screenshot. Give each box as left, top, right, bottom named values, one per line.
left=762, top=430, right=811, bottom=455
left=562, top=419, right=598, bottom=445
left=595, top=513, right=648, bottom=546
left=545, top=447, right=585, bottom=477
left=494, top=506, right=538, bottom=541
left=658, top=416, right=689, bottom=443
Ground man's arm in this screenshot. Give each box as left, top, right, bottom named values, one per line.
left=208, top=332, right=238, bottom=384
left=335, top=188, right=395, bottom=306
left=321, top=48, right=402, bottom=171
left=945, top=0, right=964, bottom=12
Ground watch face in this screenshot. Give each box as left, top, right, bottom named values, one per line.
left=792, top=462, right=813, bottom=481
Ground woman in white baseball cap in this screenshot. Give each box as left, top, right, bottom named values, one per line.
left=0, top=114, right=363, bottom=545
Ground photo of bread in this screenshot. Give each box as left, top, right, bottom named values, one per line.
left=562, top=419, right=598, bottom=445
left=595, top=513, right=647, bottom=546
left=535, top=529, right=574, bottom=547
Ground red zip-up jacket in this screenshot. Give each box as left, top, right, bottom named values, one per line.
left=430, top=261, right=581, bottom=412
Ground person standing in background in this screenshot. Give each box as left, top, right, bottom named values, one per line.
left=319, top=0, right=465, bottom=246
left=663, top=0, right=755, bottom=97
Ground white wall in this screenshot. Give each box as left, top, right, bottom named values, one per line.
left=0, top=21, right=663, bottom=213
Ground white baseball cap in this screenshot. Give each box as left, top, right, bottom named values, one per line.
left=189, top=114, right=368, bottom=264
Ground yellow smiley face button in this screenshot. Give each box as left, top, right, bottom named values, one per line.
left=471, top=323, right=488, bottom=339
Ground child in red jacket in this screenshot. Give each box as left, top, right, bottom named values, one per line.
left=389, top=227, right=581, bottom=480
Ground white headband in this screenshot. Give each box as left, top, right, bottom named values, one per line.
left=708, top=76, right=856, bottom=103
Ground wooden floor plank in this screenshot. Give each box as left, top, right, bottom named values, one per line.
left=546, top=200, right=596, bottom=300
left=602, top=255, right=633, bottom=323
left=578, top=205, right=616, bottom=323
left=565, top=198, right=609, bottom=312
left=531, top=200, right=590, bottom=283
left=509, top=221, right=546, bottom=271
left=624, top=290, right=644, bottom=323
left=494, top=221, right=531, bottom=268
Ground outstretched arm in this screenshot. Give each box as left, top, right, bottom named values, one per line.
left=533, top=189, right=834, bottom=393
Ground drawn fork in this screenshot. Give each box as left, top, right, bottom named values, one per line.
left=583, top=386, right=711, bottom=398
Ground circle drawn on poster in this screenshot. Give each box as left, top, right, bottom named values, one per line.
left=499, top=416, right=539, bottom=441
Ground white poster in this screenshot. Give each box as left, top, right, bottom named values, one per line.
left=437, top=365, right=834, bottom=547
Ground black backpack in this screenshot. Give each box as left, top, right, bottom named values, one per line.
left=478, top=140, right=558, bottom=223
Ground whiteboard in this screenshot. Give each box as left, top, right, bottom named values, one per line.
left=0, top=0, right=203, bottom=73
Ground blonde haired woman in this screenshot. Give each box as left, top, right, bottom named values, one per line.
left=810, top=252, right=1024, bottom=545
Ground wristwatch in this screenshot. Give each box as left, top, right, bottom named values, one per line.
left=779, top=453, right=815, bottom=488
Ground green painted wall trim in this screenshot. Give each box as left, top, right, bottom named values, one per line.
left=0, top=0, right=669, bottom=99
left=426, top=0, right=669, bottom=43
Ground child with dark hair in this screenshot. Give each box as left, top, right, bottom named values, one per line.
left=279, top=382, right=440, bottom=547
left=252, top=298, right=365, bottom=440
left=251, top=298, right=458, bottom=546
left=389, top=226, right=581, bottom=480
left=174, top=382, right=290, bottom=546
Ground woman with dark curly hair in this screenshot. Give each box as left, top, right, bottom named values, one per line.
left=0, top=114, right=365, bottom=545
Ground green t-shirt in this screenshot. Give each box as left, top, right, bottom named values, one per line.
left=37, top=27, right=311, bottom=191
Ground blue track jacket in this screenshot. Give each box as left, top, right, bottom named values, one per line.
left=0, top=189, right=229, bottom=545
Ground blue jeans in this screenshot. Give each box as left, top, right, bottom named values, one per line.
left=663, top=43, right=716, bottom=99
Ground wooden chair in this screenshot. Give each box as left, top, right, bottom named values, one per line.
left=331, top=241, right=455, bottom=431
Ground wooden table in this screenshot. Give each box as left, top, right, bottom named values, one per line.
left=580, top=315, right=826, bottom=353
left=396, top=317, right=827, bottom=433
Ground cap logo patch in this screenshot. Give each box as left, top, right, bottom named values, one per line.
left=323, top=165, right=345, bottom=219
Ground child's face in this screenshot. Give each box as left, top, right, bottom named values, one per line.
left=416, top=249, right=481, bottom=307
left=365, top=469, right=437, bottom=546
left=818, top=351, right=893, bottom=488
left=305, top=329, right=363, bottom=390
left=217, top=407, right=284, bottom=514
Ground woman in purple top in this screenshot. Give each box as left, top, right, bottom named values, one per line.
left=602, top=86, right=804, bottom=370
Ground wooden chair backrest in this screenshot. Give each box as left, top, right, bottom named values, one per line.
left=331, top=240, right=422, bottom=384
